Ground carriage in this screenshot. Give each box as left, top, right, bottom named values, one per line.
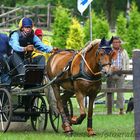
left=0, top=37, right=115, bottom=136
left=0, top=60, right=73, bottom=133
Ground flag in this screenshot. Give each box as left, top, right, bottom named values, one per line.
left=77, top=0, right=93, bottom=15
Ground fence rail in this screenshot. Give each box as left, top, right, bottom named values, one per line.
left=0, top=5, right=54, bottom=29
left=100, top=68, right=133, bottom=114
left=101, top=70, right=133, bottom=92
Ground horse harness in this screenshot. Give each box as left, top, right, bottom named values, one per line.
left=54, top=46, right=111, bottom=84
left=70, top=50, right=102, bottom=81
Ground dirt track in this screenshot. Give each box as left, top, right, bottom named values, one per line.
left=8, top=122, right=33, bottom=131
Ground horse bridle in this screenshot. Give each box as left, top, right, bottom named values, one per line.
left=78, top=46, right=112, bottom=77
left=78, top=48, right=102, bottom=76
left=96, top=47, right=112, bottom=69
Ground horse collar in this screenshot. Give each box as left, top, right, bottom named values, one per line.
left=72, top=51, right=101, bottom=81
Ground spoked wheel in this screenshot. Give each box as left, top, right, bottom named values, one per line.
left=66, top=98, right=73, bottom=118
left=49, top=107, right=60, bottom=132
left=43, top=76, right=60, bottom=132
left=49, top=98, right=73, bottom=132
left=0, top=88, right=12, bottom=132
left=31, top=95, right=48, bottom=131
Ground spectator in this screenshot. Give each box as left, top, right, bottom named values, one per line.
left=107, top=36, right=129, bottom=115
left=33, top=28, right=50, bottom=62
left=0, top=33, right=11, bottom=83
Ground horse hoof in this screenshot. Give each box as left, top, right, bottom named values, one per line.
left=87, top=128, right=96, bottom=136
left=66, top=131, right=73, bottom=136
left=71, top=114, right=86, bottom=125
left=62, top=122, right=73, bottom=133
left=71, top=116, right=78, bottom=125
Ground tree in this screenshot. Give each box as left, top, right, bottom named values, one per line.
left=51, top=5, right=71, bottom=49
left=116, top=12, right=127, bottom=42
left=83, top=11, right=110, bottom=44
left=126, top=2, right=140, bottom=57
left=66, top=18, right=84, bottom=50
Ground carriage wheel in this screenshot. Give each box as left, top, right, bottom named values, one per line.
left=0, top=88, right=12, bottom=132
left=31, top=95, right=48, bottom=131
left=43, top=76, right=60, bottom=132
left=49, top=107, right=60, bottom=132
left=49, top=98, right=73, bottom=132
left=66, top=98, right=73, bottom=118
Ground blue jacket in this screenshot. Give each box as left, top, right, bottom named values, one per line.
left=0, top=33, right=11, bottom=59
left=9, top=30, right=53, bottom=53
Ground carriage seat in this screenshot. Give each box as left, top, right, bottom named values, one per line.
left=23, top=64, right=45, bottom=89
left=11, top=64, right=44, bottom=88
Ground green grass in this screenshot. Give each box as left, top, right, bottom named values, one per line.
left=0, top=93, right=134, bottom=140
left=71, top=92, right=134, bottom=115
left=0, top=113, right=134, bottom=140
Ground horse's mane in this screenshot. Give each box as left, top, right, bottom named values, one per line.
left=84, top=39, right=101, bottom=52
left=91, top=39, right=101, bottom=46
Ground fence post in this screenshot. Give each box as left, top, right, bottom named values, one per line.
left=133, top=49, right=140, bottom=139
left=34, top=6, right=38, bottom=26
left=106, top=92, right=113, bottom=114
left=22, top=6, right=26, bottom=17
left=1, top=5, right=5, bottom=27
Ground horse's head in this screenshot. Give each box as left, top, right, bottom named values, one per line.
left=95, top=37, right=115, bottom=77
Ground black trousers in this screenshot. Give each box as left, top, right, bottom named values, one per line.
left=11, top=52, right=45, bottom=74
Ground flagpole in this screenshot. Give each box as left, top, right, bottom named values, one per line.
left=89, top=3, right=92, bottom=41
left=77, top=0, right=93, bottom=41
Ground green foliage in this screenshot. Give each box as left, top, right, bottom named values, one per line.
left=22, top=0, right=47, bottom=6
left=66, top=18, right=84, bottom=50
left=115, top=2, right=140, bottom=57
left=116, top=12, right=127, bottom=41
left=83, top=12, right=97, bottom=43
left=116, top=12, right=129, bottom=55
left=83, top=11, right=110, bottom=43
left=51, top=5, right=71, bottom=49
left=126, top=2, right=140, bottom=57
left=2, top=0, right=140, bottom=29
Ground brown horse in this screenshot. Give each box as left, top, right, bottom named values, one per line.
left=46, top=38, right=115, bottom=136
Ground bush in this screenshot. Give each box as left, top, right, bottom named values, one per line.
left=126, top=2, right=140, bottom=57
left=116, top=12, right=127, bottom=41
left=83, top=11, right=110, bottom=44
left=66, top=18, right=84, bottom=50
left=51, top=5, right=72, bottom=49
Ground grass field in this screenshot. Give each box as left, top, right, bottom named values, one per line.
left=0, top=93, right=134, bottom=140
left=0, top=113, right=134, bottom=140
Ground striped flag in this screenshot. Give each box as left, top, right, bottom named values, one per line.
left=77, top=0, right=93, bottom=15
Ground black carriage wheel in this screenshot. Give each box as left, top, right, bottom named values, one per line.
left=43, top=76, right=60, bottom=132
left=31, top=95, right=48, bottom=131
left=49, top=107, right=60, bottom=133
left=66, top=98, right=73, bottom=118
left=49, top=98, right=73, bottom=132
left=0, top=88, right=12, bottom=132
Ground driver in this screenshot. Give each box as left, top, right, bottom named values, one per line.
left=9, top=17, right=54, bottom=75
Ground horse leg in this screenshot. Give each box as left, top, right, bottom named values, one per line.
left=87, top=95, right=96, bottom=136
left=52, top=84, right=73, bottom=134
left=61, top=90, right=74, bottom=122
left=71, top=92, right=86, bottom=125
